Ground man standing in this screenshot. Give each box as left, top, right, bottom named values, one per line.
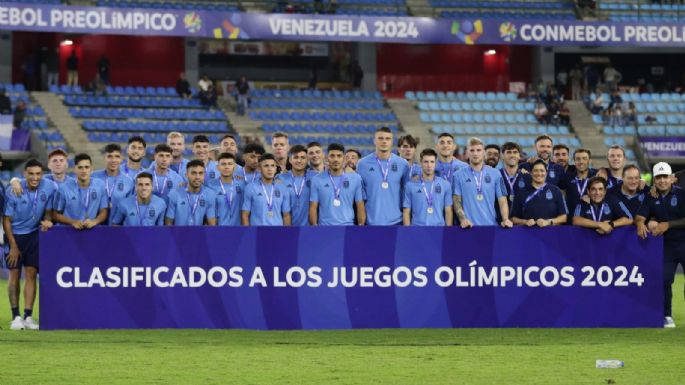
left=53, top=153, right=108, bottom=229
left=484, top=144, right=501, bottom=168
left=121, top=136, right=147, bottom=179
left=66, top=50, right=78, bottom=86
left=165, top=160, right=217, bottom=226
left=552, top=144, right=574, bottom=176
left=190, top=135, right=220, bottom=184
left=92, top=144, right=134, bottom=225
left=307, top=142, right=326, bottom=174
left=600, top=145, right=626, bottom=189
left=511, top=159, right=568, bottom=228
left=271, top=132, right=290, bottom=173
left=559, top=148, right=597, bottom=222
left=219, top=134, right=245, bottom=177
left=112, top=173, right=167, bottom=226
left=398, top=135, right=420, bottom=180
left=453, top=137, right=512, bottom=228
left=344, top=149, right=361, bottom=172
left=635, top=162, right=685, bottom=328
left=241, top=154, right=291, bottom=226
left=9, top=149, right=73, bottom=196
left=277, top=145, right=311, bottom=226
left=608, top=165, right=647, bottom=218
left=357, top=127, right=409, bottom=225
left=241, top=143, right=265, bottom=184
left=148, top=144, right=185, bottom=204
left=149, top=132, right=189, bottom=177
left=208, top=153, right=245, bottom=226
left=435, top=133, right=468, bottom=181
left=572, top=176, right=632, bottom=233
left=310, top=143, right=365, bottom=226
left=499, top=142, right=531, bottom=209
left=3, top=159, right=55, bottom=330
left=403, top=149, right=453, bottom=226
left=520, top=135, right=565, bottom=186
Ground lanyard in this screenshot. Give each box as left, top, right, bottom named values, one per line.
left=470, top=167, right=484, bottom=195
left=421, top=178, right=435, bottom=208
left=439, top=161, right=453, bottom=180
left=375, top=156, right=390, bottom=183
left=185, top=190, right=201, bottom=225
left=501, top=168, right=519, bottom=194
left=219, top=182, right=234, bottom=209
left=104, top=176, right=115, bottom=199
left=260, top=180, right=274, bottom=212
left=524, top=184, right=547, bottom=205
left=291, top=173, right=306, bottom=198
left=135, top=200, right=149, bottom=225
left=154, top=172, right=168, bottom=195
left=575, top=176, right=589, bottom=197
left=23, top=182, right=40, bottom=219
left=590, top=203, right=607, bottom=222
left=78, top=186, right=92, bottom=219
left=328, top=172, right=345, bottom=200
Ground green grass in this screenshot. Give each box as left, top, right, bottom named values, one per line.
left=0, top=278, right=684, bottom=385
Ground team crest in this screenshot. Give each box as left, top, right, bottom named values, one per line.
left=236, top=186, right=242, bottom=193
left=518, top=180, right=525, bottom=189
left=545, top=190, right=553, bottom=200
left=118, top=182, right=124, bottom=191
left=40, top=193, right=47, bottom=202
left=275, top=190, right=281, bottom=198
left=90, top=191, right=98, bottom=200
left=638, top=194, right=645, bottom=202
left=603, top=205, right=610, bottom=215
left=166, top=180, right=173, bottom=188
left=549, top=170, right=556, bottom=178
left=343, top=180, right=350, bottom=188
left=149, top=209, right=156, bottom=217
left=436, top=185, right=442, bottom=194
left=391, top=164, right=398, bottom=172
left=484, top=175, right=491, bottom=183
left=199, top=199, right=206, bottom=207
left=306, top=180, right=311, bottom=188
left=671, top=196, right=678, bottom=207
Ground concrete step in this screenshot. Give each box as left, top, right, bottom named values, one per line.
left=387, top=98, right=433, bottom=151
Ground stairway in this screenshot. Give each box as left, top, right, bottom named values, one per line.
left=567, top=100, right=609, bottom=168
left=387, top=98, right=433, bottom=151
left=218, top=98, right=264, bottom=144
left=31, top=92, right=105, bottom=169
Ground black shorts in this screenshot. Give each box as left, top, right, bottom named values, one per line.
left=4, top=231, right=39, bottom=271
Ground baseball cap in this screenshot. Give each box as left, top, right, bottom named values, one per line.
left=653, top=162, right=672, bottom=177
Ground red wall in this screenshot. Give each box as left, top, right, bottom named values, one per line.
left=12, top=32, right=185, bottom=87
left=377, top=44, right=532, bottom=96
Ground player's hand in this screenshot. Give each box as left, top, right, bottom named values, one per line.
left=40, top=220, right=53, bottom=232
left=647, top=220, right=659, bottom=233
left=83, top=219, right=97, bottom=229
left=519, top=168, right=529, bottom=174
left=653, top=222, right=669, bottom=236
left=460, top=219, right=473, bottom=229
left=597, top=222, right=613, bottom=234
left=527, top=156, right=539, bottom=164
left=500, top=219, right=513, bottom=228
left=526, top=219, right=536, bottom=227
left=7, top=246, right=20, bottom=268
left=636, top=222, right=650, bottom=239
left=649, top=186, right=659, bottom=199
left=536, top=218, right=549, bottom=227
left=639, top=179, right=646, bottom=190
left=72, top=221, right=84, bottom=230
left=581, top=195, right=591, bottom=204
left=10, top=178, right=23, bottom=197
left=671, top=175, right=678, bottom=185
left=596, top=168, right=608, bottom=180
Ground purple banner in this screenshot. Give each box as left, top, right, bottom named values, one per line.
left=640, top=136, right=685, bottom=158
left=2, top=3, right=685, bottom=46
left=40, top=226, right=662, bottom=330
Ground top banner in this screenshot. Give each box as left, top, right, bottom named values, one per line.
left=3, top=3, right=685, bottom=46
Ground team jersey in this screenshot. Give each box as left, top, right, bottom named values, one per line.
left=452, top=165, right=506, bottom=226
left=276, top=172, right=313, bottom=226
left=520, top=161, right=565, bottom=186
left=119, top=163, right=145, bottom=179
left=147, top=168, right=185, bottom=203
left=435, top=159, right=468, bottom=182
left=207, top=178, right=245, bottom=226
left=357, top=153, right=409, bottom=225
left=242, top=171, right=262, bottom=185
left=4, top=179, right=56, bottom=234
left=92, top=169, right=135, bottom=225
left=607, top=184, right=648, bottom=218
left=242, top=179, right=291, bottom=226
left=44, top=174, right=74, bottom=189
left=165, top=187, right=217, bottom=226
left=310, top=171, right=363, bottom=226
left=511, top=183, right=567, bottom=221
left=407, top=162, right=422, bottom=181
left=637, top=188, right=685, bottom=243
left=149, top=158, right=190, bottom=181
left=54, top=178, right=109, bottom=221
left=499, top=168, right=532, bottom=209
left=558, top=170, right=598, bottom=222
left=202, top=160, right=220, bottom=184
left=574, top=198, right=633, bottom=222
left=112, top=195, right=167, bottom=226
left=606, top=174, right=623, bottom=190
left=402, top=177, right=452, bottom=226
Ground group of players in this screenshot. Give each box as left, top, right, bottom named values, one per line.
left=3, top=127, right=685, bottom=330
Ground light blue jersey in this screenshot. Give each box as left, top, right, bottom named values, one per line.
left=147, top=168, right=185, bottom=204
left=55, top=178, right=109, bottom=221
left=92, top=169, right=134, bottom=225
left=112, top=195, right=167, bottom=226
left=407, top=162, right=422, bottom=181
left=119, top=163, right=145, bottom=180
left=242, top=179, right=291, bottom=226
left=202, top=160, right=220, bottom=184
left=149, top=158, right=189, bottom=182
left=436, top=159, right=468, bottom=182
left=452, top=165, right=506, bottom=226
left=165, top=187, right=217, bottom=226
left=403, top=177, right=452, bottom=226
left=242, top=170, right=261, bottom=185
left=276, top=172, right=312, bottom=226
left=310, top=171, right=363, bottom=226
left=357, top=153, right=409, bottom=225
left=207, top=178, right=245, bottom=226
left=4, top=180, right=56, bottom=234
left=44, top=174, right=74, bottom=189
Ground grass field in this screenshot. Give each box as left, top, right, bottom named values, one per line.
left=0, top=278, right=684, bottom=385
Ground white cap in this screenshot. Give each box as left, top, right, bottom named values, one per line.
left=653, top=162, right=672, bottom=177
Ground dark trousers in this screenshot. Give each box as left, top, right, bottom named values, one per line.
left=664, top=241, right=685, bottom=317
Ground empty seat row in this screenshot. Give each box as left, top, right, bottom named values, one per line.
left=439, top=10, right=575, bottom=19
left=20, top=119, right=49, bottom=130
left=51, top=84, right=181, bottom=97
left=421, top=112, right=538, bottom=124
left=64, top=95, right=203, bottom=108
left=591, top=92, right=685, bottom=102
left=636, top=126, right=685, bottom=136
left=262, top=123, right=399, bottom=134
left=249, top=111, right=396, bottom=122
left=431, top=124, right=570, bottom=135
left=418, top=101, right=535, bottom=112
left=37, top=130, right=65, bottom=142
left=251, top=99, right=385, bottom=110
left=431, top=0, right=573, bottom=9
left=252, top=89, right=382, bottom=100
left=69, top=107, right=225, bottom=120
left=406, top=91, right=519, bottom=101
left=0, top=83, right=27, bottom=93
left=603, top=126, right=637, bottom=136
left=82, top=120, right=228, bottom=133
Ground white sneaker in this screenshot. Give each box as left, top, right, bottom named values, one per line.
left=23, top=316, right=39, bottom=330
left=664, top=316, right=676, bottom=328
left=10, top=316, right=24, bottom=330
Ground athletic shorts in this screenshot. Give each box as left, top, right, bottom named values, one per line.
left=4, top=231, right=39, bottom=271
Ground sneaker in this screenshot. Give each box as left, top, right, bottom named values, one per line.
left=665, top=317, right=676, bottom=328
left=10, top=316, right=24, bottom=330
left=23, top=316, right=39, bottom=330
